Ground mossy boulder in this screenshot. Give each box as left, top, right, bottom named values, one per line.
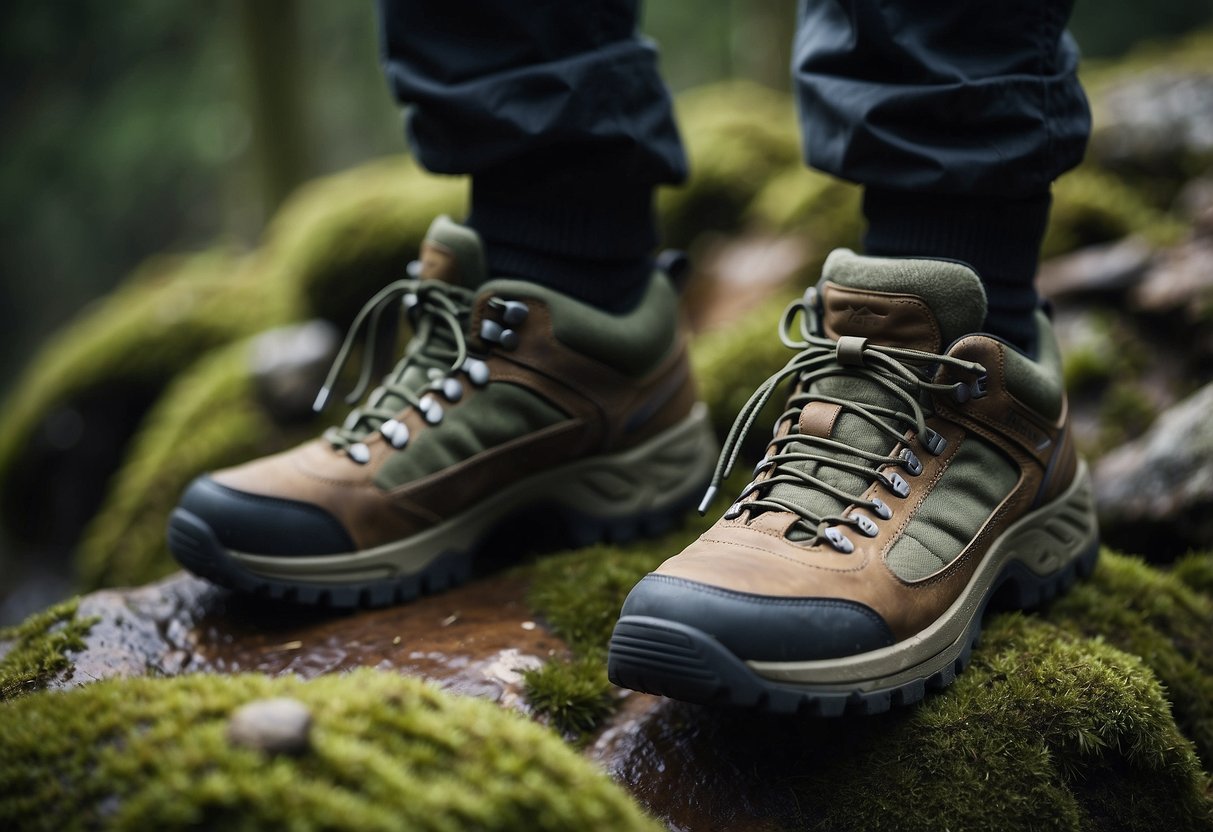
left=261, top=156, right=465, bottom=329
left=659, top=81, right=803, bottom=248
left=0, top=249, right=293, bottom=547
left=0, top=670, right=660, bottom=832
left=74, top=338, right=324, bottom=590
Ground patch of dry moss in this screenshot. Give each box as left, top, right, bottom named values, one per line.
left=0, top=670, right=660, bottom=832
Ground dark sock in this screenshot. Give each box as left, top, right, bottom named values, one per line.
left=467, top=148, right=656, bottom=313
left=862, top=188, right=1051, bottom=354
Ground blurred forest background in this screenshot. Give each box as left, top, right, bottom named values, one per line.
left=3, top=0, right=1213, bottom=402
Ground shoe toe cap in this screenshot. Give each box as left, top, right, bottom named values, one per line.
left=620, top=574, right=894, bottom=662
left=177, top=476, right=355, bottom=556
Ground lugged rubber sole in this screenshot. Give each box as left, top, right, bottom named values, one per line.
left=167, top=403, right=718, bottom=609
left=607, top=461, right=1100, bottom=715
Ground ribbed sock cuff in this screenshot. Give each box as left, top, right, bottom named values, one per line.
left=468, top=151, right=656, bottom=312
left=862, top=188, right=1051, bottom=351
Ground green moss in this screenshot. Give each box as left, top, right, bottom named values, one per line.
left=794, top=614, right=1211, bottom=831
left=0, top=599, right=93, bottom=701
left=1045, top=550, right=1213, bottom=766
left=0, top=250, right=298, bottom=533
left=521, top=656, right=615, bottom=740
left=1043, top=167, right=1185, bottom=259
left=747, top=167, right=864, bottom=278
left=659, top=81, right=802, bottom=247
left=264, top=156, right=466, bottom=329
left=0, top=670, right=660, bottom=832
left=1174, top=552, right=1213, bottom=598
left=75, top=338, right=323, bottom=589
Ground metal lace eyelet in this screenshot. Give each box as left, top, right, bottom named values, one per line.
left=419, top=394, right=443, bottom=425
left=871, top=498, right=893, bottom=520
left=901, top=448, right=923, bottom=476
left=921, top=428, right=947, bottom=456
left=885, top=472, right=910, bottom=499
left=723, top=502, right=743, bottom=520
left=348, top=443, right=371, bottom=464
left=380, top=419, right=409, bottom=449
left=489, top=298, right=530, bottom=327
left=850, top=512, right=879, bottom=537
left=824, top=526, right=855, bottom=553
left=462, top=357, right=489, bottom=387
left=441, top=378, right=463, bottom=402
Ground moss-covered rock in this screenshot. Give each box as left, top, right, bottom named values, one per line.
left=0, top=598, right=93, bottom=701
left=0, top=249, right=295, bottom=545
left=659, top=81, right=803, bottom=248
left=75, top=339, right=324, bottom=590
left=262, top=156, right=465, bottom=329
left=1043, top=166, right=1187, bottom=260
left=0, top=670, right=660, bottom=832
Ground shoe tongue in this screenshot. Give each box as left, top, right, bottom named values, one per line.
left=416, top=215, right=488, bottom=288
left=760, top=250, right=986, bottom=539
left=818, top=249, right=987, bottom=353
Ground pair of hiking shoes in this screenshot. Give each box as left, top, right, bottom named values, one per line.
left=168, top=216, right=1099, bottom=715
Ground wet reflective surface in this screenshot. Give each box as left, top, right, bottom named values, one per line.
left=65, top=571, right=565, bottom=711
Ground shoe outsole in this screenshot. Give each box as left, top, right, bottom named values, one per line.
left=167, top=489, right=702, bottom=611
left=606, top=540, right=1099, bottom=716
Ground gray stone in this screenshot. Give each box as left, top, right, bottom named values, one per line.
left=250, top=320, right=340, bottom=424
left=1132, top=236, right=1213, bottom=321
left=1037, top=237, right=1154, bottom=301
left=227, top=697, right=313, bottom=756
left=1094, top=381, right=1213, bottom=557
left=1092, top=72, right=1213, bottom=169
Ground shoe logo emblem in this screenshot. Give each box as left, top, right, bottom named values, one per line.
left=843, top=305, right=888, bottom=328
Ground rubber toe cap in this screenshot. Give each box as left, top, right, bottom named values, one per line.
left=177, top=475, right=355, bottom=556
left=620, top=574, right=894, bottom=662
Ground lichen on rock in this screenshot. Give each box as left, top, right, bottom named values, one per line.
left=0, top=670, right=660, bottom=832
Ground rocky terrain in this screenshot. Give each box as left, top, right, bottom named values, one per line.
left=2, top=32, right=1213, bottom=832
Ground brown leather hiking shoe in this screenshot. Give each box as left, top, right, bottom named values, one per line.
left=168, top=217, right=718, bottom=608
left=608, top=249, right=1099, bottom=715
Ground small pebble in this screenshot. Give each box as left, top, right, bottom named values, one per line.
left=227, top=697, right=313, bottom=756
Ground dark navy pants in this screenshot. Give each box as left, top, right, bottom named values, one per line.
left=377, top=1, right=1091, bottom=341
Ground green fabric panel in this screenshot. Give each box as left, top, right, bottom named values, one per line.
left=1002, top=310, right=1064, bottom=422
left=479, top=272, right=678, bottom=378
left=373, top=381, right=568, bottom=489
left=820, top=249, right=987, bottom=347
left=887, top=435, right=1019, bottom=581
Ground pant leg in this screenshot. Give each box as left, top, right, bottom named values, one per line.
left=792, top=0, right=1089, bottom=197
left=377, top=0, right=685, bottom=309
left=792, top=0, right=1092, bottom=350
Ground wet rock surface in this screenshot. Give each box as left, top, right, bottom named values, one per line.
left=62, top=571, right=563, bottom=711
left=1094, top=381, right=1213, bottom=557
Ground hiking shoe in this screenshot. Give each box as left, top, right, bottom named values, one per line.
left=607, top=249, right=1099, bottom=715
left=168, top=216, right=717, bottom=608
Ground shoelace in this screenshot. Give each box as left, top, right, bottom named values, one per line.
left=313, top=272, right=476, bottom=458
left=700, top=289, right=988, bottom=552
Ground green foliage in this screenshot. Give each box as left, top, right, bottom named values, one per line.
left=0, top=670, right=660, bottom=832
left=522, top=656, right=615, bottom=740
left=0, top=599, right=93, bottom=701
